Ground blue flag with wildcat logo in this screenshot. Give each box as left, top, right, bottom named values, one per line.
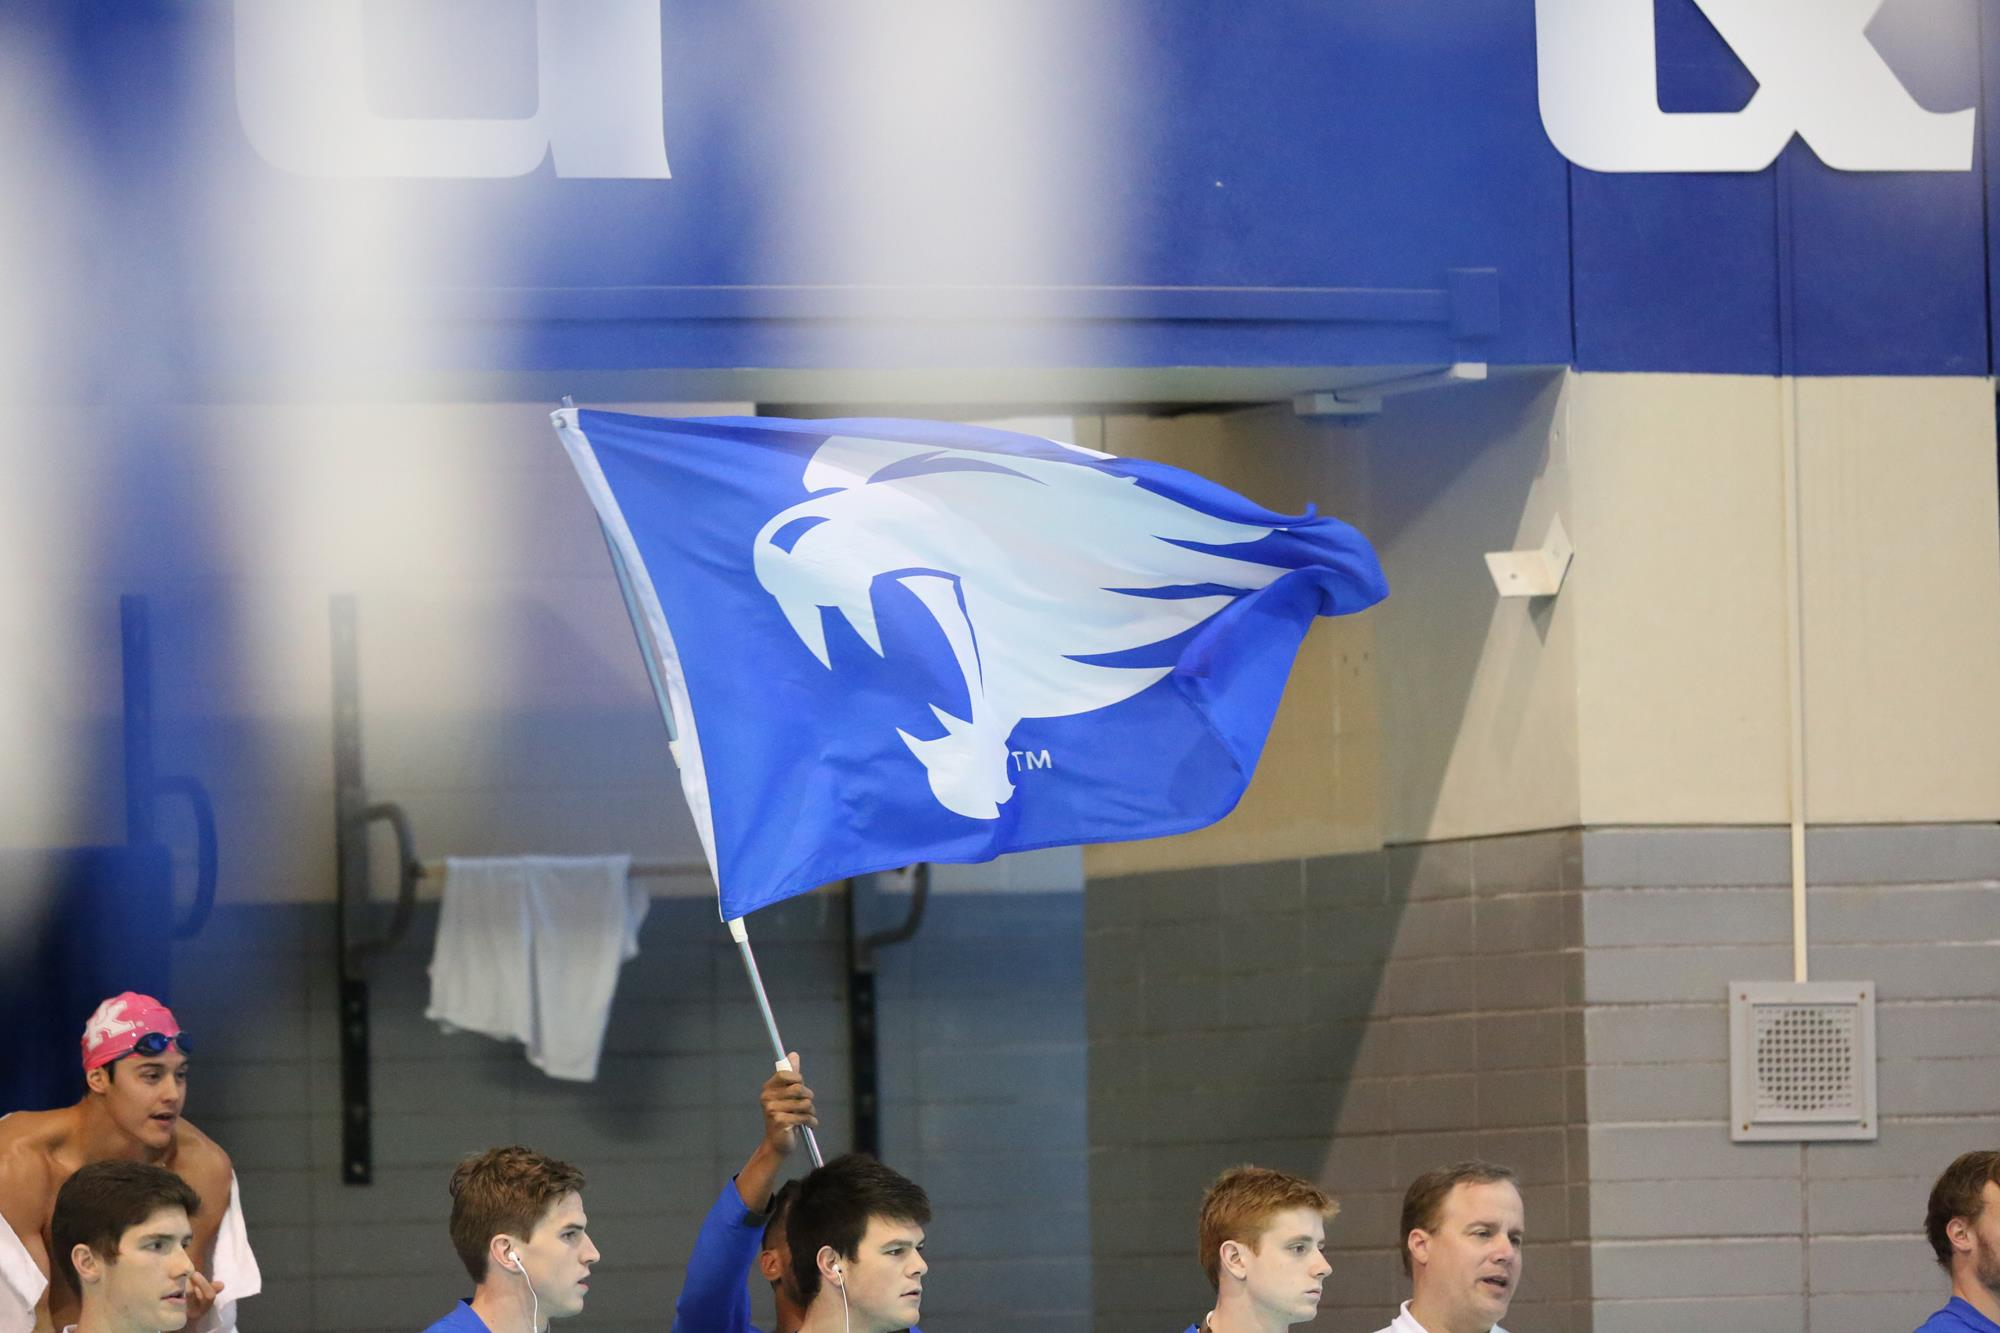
left=554, top=408, right=1387, bottom=921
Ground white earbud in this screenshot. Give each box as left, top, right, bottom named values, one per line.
left=504, top=1246, right=537, bottom=1333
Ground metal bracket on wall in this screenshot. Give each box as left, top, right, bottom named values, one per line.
left=1291, top=361, right=1488, bottom=419
left=330, top=595, right=421, bottom=1185
left=1484, top=515, right=1574, bottom=599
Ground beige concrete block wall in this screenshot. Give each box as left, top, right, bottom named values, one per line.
left=1793, top=378, right=2000, bottom=822
left=1083, top=405, right=1385, bottom=876
left=1565, top=373, right=1794, bottom=825
left=1352, top=371, right=2000, bottom=842
left=1567, top=372, right=2000, bottom=829
left=1361, top=371, right=1580, bottom=843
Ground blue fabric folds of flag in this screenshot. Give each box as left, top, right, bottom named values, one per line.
left=554, top=409, right=1387, bottom=920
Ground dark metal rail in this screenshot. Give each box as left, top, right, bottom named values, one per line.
left=845, top=865, right=930, bottom=1157
left=330, top=595, right=421, bottom=1185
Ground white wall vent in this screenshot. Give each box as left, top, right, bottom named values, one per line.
left=1729, top=981, right=1877, bottom=1141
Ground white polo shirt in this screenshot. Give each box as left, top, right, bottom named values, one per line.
left=1375, top=1300, right=1511, bottom=1333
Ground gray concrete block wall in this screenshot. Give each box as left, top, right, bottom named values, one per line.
left=155, top=821, right=1995, bottom=1333
left=172, top=893, right=847, bottom=1333
left=873, top=890, right=1091, bottom=1333
left=1084, top=832, right=1591, bottom=1333
left=1577, top=825, right=2000, bottom=1333
left=169, top=883, right=1087, bottom=1333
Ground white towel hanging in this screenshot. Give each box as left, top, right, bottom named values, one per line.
left=426, top=856, right=646, bottom=1081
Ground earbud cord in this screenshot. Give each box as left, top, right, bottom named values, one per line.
left=510, top=1254, right=539, bottom=1333
left=838, top=1272, right=849, bottom=1333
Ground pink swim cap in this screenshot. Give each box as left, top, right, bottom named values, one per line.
left=80, top=993, right=185, bottom=1071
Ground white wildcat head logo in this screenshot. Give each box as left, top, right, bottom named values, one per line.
left=753, top=434, right=1296, bottom=820
left=82, top=998, right=139, bottom=1054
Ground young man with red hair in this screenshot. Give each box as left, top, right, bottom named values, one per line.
left=1186, top=1165, right=1336, bottom=1333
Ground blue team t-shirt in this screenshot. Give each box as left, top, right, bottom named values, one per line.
left=1914, top=1297, right=2000, bottom=1333
left=421, top=1298, right=492, bottom=1332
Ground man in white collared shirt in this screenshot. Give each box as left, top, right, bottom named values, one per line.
left=1375, top=1162, right=1522, bottom=1333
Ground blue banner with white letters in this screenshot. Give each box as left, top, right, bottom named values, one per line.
left=28, top=0, right=2000, bottom=383
left=555, top=410, right=1387, bottom=919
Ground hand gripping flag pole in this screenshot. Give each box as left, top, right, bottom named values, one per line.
left=725, top=916, right=824, bottom=1165
left=563, top=397, right=826, bottom=1168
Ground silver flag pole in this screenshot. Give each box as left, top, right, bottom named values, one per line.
left=567, top=397, right=824, bottom=1169
left=729, top=917, right=825, bottom=1167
